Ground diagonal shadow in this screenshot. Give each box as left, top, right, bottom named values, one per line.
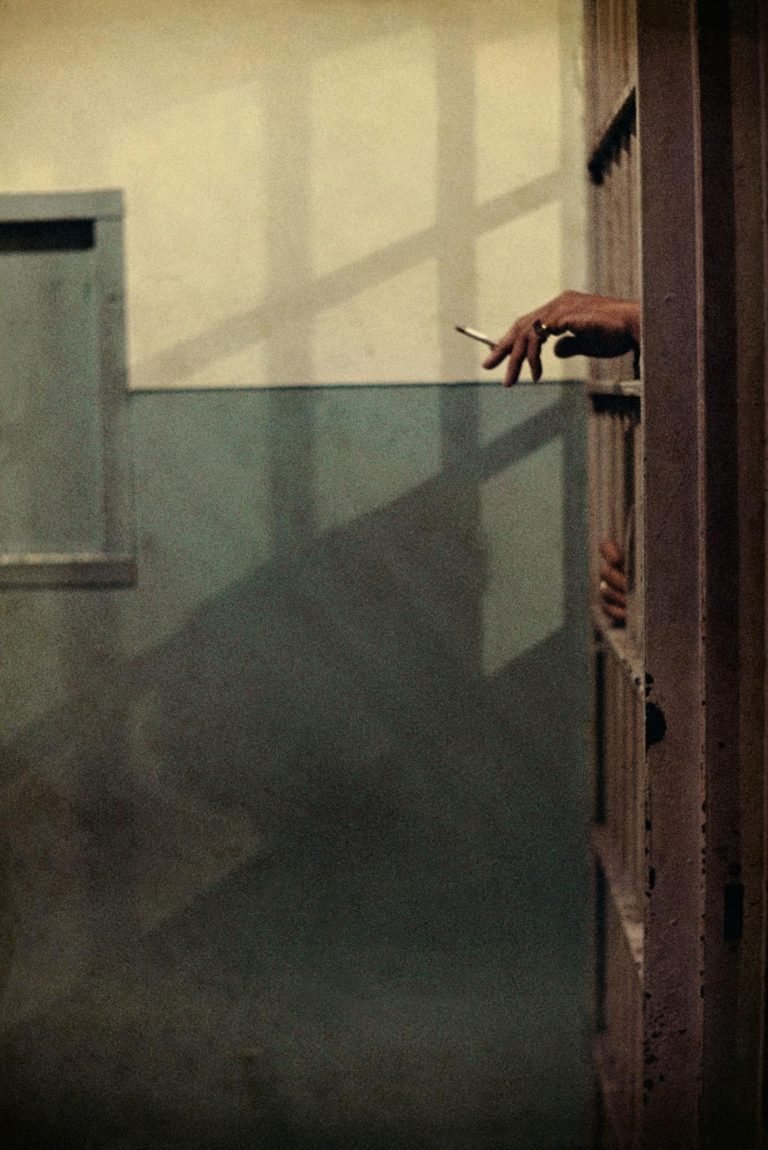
left=129, top=172, right=564, bottom=392
left=0, top=393, right=588, bottom=1150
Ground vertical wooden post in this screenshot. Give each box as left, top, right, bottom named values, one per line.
left=636, top=3, right=704, bottom=1143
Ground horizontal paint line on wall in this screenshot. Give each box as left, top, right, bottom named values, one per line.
left=127, top=377, right=587, bottom=395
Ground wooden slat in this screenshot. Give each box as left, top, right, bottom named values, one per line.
left=587, top=378, right=642, bottom=398
left=592, top=612, right=644, bottom=696
left=588, top=85, right=637, bottom=185
left=593, top=824, right=644, bottom=976
left=585, top=6, right=645, bottom=1148
left=637, top=1, right=704, bottom=1144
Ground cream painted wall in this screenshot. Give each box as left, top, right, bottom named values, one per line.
left=0, top=0, right=585, bottom=388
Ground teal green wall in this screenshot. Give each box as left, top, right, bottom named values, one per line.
left=0, top=382, right=589, bottom=1149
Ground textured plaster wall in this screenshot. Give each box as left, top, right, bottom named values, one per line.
left=0, top=0, right=585, bottom=388
left=0, top=1, right=589, bottom=1147
left=0, top=386, right=588, bottom=1149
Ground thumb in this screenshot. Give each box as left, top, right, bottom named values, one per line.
left=553, top=334, right=586, bottom=359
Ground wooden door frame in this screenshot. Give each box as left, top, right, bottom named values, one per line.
left=637, top=1, right=766, bottom=1144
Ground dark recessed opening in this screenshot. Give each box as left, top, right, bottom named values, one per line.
left=0, top=219, right=94, bottom=253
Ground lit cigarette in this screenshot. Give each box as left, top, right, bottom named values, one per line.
left=454, top=324, right=497, bottom=349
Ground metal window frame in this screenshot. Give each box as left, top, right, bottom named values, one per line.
left=0, top=189, right=135, bottom=587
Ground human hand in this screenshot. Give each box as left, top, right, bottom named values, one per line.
left=482, top=291, right=640, bottom=387
left=599, top=539, right=627, bottom=626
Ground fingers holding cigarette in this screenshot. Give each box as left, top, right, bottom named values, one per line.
left=455, top=318, right=551, bottom=386
left=475, top=292, right=641, bottom=387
